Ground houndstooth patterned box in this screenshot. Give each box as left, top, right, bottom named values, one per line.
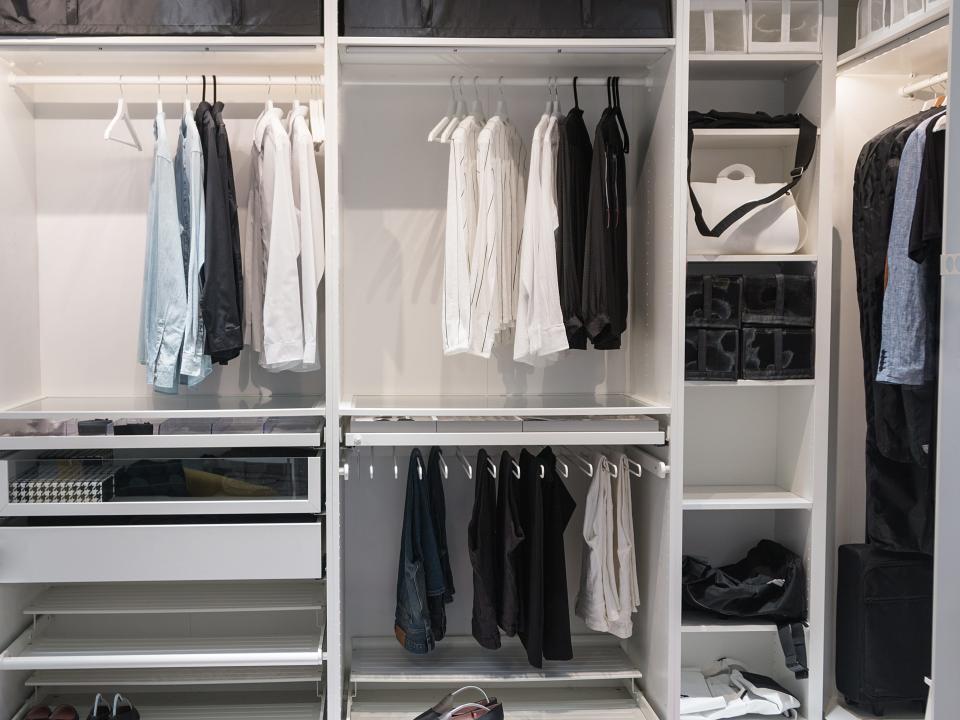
left=10, top=465, right=115, bottom=504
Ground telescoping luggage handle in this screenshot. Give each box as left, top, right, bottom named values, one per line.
left=687, top=111, right=818, bottom=238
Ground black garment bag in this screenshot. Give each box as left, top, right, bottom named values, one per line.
left=342, top=0, right=672, bottom=38
left=0, top=0, right=322, bottom=35
left=688, top=111, right=818, bottom=238
left=682, top=540, right=809, bottom=678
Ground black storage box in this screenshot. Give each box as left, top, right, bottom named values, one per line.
left=685, top=327, right=739, bottom=381
left=836, top=544, right=932, bottom=716
left=741, top=327, right=814, bottom=380
left=342, top=0, right=672, bottom=38
left=686, top=275, right=742, bottom=327
left=742, top=274, right=815, bottom=327
left=0, top=1, right=322, bottom=35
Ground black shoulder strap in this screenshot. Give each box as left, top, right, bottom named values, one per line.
left=688, top=114, right=817, bottom=238
left=777, top=622, right=809, bottom=680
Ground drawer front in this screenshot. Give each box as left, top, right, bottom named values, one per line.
left=0, top=522, right=323, bottom=582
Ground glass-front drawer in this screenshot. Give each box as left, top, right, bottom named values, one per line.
left=0, top=449, right=323, bottom=516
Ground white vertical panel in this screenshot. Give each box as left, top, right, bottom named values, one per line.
left=0, top=83, right=41, bottom=408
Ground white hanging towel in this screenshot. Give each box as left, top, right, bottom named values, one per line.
left=575, top=454, right=619, bottom=632
left=608, top=454, right=641, bottom=638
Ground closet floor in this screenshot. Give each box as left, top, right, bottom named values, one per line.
left=350, top=637, right=641, bottom=684
left=348, top=687, right=658, bottom=720
left=14, top=694, right=325, bottom=720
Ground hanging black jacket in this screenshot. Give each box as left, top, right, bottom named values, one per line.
left=195, top=100, right=244, bottom=364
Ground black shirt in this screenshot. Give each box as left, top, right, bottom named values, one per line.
left=909, top=118, right=947, bottom=263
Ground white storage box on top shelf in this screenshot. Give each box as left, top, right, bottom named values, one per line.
left=748, top=0, right=822, bottom=52
left=690, top=0, right=748, bottom=53
left=856, top=0, right=926, bottom=48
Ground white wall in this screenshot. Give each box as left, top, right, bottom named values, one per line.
left=0, top=84, right=41, bottom=409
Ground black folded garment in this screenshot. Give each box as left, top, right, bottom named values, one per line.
left=114, top=460, right=188, bottom=498
left=742, top=274, right=815, bottom=327
left=742, top=327, right=814, bottom=379
left=686, top=275, right=742, bottom=327
left=685, top=327, right=739, bottom=381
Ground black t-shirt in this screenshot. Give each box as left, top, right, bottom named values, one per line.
left=908, top=117, right=947, bottom=263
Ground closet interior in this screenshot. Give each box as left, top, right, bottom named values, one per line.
left=0, top=0, right=954, bottom=718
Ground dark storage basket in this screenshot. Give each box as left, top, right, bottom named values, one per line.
left=742, top=274, right=815, bottom=327
left=742, top=327, right=814, bottom=380
left=685, top=327, right=739, bottom=381
left=686, top=275, right=742, bottom=328
left=342, top=0, right=672, bottom=38
left=0, top=0, right=322, bottom=35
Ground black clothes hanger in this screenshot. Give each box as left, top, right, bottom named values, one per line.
left=606, top=76, right=613, bottom=109
left=573, top=76, right=581, bottom=111
left=202, top=75, right=207, bottom=103
left=213, top=75, right=218, bottom=104
left=614, top=76, right=630, bottom=154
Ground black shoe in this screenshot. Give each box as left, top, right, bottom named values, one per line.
left=110, top=695, right=139, bottom=720
left=414, top=687, right=494, bottom=720
left=444, top=702, right=504, bottom=720
left=85, top=695, right=110, bottom=720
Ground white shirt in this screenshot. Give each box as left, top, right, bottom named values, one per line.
left=443, top=115, right=480, bottom=355
left=290, top=107, right=325, bottom=371
left=515, top=116, right=568, bottom=364
left=245, top=105, right=304, bottom=369
left=468, top=116, right=526, bottom=358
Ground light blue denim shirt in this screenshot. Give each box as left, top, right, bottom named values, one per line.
left=176, top=110, right=212, bottom=385
left=138, top=112, right=188, bottom=393
left=877, top=113, right=944, bottom=386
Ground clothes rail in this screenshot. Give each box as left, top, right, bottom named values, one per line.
left=343, top=77, right=649, bottom=87
left=6, top=74, right=324, bottom=87
left=899, top=71, right=949, bottom=98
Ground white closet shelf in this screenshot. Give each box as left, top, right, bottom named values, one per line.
left=838, top=8, right=948, bottom=72
left=681, top=611, right=783, bottom=633
left=691, top=128, right=820, bottom=150
left=345, top=430, right=664, bottom=447
left=23, top=581, right=325, bottom=616
left=349, top=687, right=660, bottom=720
left=689, top=53, right=822, bottom=81
left=350, top=638, right=641, bottom=684
left=13, top=695, right=324, bottom=720
left=687, top=255, right=818, bottom=263
left=0, top=395, right=326, bottom=420
left=0, top=625, right=326, bottom=670
left=0, top=36, right=324, bottom=49
left=683, top=485, right=813, bottom=510
left=685, top=379, right=816, bottom=388
left=27, top=666, right=325, bottom=687
left=342, top=393, right=670, bottom=417
left=827, top=703, right=925, bottom=720
left=0, top=433, right=322, bottom=451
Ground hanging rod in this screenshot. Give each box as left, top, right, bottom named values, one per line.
left=343, top=76, right=649, bottom=88
left=899, top=71, right=948, bottom=98
left=6, top=74, right=324, bottom=87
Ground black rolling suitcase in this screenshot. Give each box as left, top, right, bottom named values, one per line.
left=342, top=0, right=672, bottom=38
left=836, top=544, right=932, bottom=716
left=0, top=0, right=322, bottom=35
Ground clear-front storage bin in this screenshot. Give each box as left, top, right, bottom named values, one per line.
left=690, top=0, right=748, bottom=53
left=856, top=0, right=927, bottom=47
left=0, top=448, right=323, bottom=516
left=748, top=0, right=821, bottom=52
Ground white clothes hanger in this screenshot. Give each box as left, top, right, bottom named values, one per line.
left=552, top=77, right=563, bottom=118
left=469, top=75, right=486, bottom=123
left=510, top=458, right=521, bottom=478
left=156, top=74, right=163, bottom=116
left=183, top=75, right=192, bottom=117
left=437, top=452, right=449, bottom=480
left=559, top=450, right=594, bottom=477
left=543, top=77, right=553, bottom=117
left=310, top=74, right=325, bottom=145
left=439, top=76, right=467, bottom=143
left=428, top=76, right=457, bottom=142
left=104, top=76, right=142, bottom=152
left=495, top=76, right=509, bottom=122
left=486, top=453, right=497, bottom=479
left=393, top=446, right=398, bottom=481
left=266, top=75, right=274, bottom=113
left=455, top=447, right=473, bottom=480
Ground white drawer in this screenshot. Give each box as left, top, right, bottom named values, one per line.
left=0, top=521, right=324, bottom=583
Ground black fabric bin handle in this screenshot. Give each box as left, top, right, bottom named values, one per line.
left=687, top=113, right=817, bottom=238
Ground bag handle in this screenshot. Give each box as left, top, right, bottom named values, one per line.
left=688, top=114, right=817, bottom=238
left=778, top=622, right=809, bottom=679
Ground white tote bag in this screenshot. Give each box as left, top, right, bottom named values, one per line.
left=688, top=164, right=807, bottom=255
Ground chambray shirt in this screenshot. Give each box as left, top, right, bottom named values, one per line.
left=138, top=112, right=188, bottom=393
left=176, top=110, right=213, bottom=385
left=877, top=113, right=944, bottom=386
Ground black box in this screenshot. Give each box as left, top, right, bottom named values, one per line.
left=741, top=327, right=814, bottom=380
left=742, top=274, right=815, bottom=327
left=0, top=0, right=322, bottom=35
left=836, top=544, right=932, bottom=716
left=342, top=0, right=672, bottom=37
left=686, top=275, right=742, bottom=328
left=685, top=327, right=739, bottom=381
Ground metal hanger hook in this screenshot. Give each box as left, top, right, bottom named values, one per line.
left=473, top=74, right=481, bottom=102
left=498, top=75, right=505, bottom=99
left=457, top=75, right=465, bottom=101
